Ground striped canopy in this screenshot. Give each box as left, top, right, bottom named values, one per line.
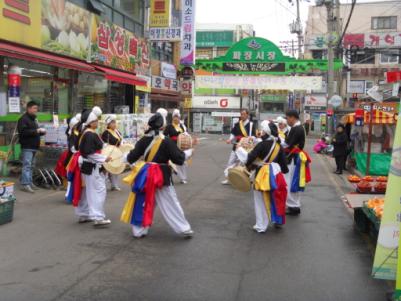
left=343, top=110, right=397, bottom=125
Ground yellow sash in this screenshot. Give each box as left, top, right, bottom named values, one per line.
left=106, top=129, right=122, bottom=143
left=173, top=122, right=183, bottom=134
left=78, top=128, right=96, bottom=146
left=145, top=137, right=163, bottom=162
left=239, top=120, right=248, bottom=137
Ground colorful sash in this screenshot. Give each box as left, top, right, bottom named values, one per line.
left=120, top=137, right=165, bottom=227
left=239, top=120, right=248, bottom=137
left=65, top=152, right=82, bottom=207
left=288, top=148, right=312, bottom=193
left=106, top=129, right=122, bottom=144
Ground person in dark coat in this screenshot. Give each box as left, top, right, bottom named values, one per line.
left=332, top=124, right=348, bottom=174
left=17, top=101, right=46, bottom=193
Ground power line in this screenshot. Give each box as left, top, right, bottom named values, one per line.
left=336, top=0, right=357, bottom=50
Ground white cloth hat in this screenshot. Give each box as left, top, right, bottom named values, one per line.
left=85, top=106, right=102, bottom=126
left=260, top=120, right=271, bottom=136
left=172, top=109, right=181, bottom=118
left=69, top=117, right=79, bottom=129
left=156, top=108, right=168, bottom=127
left=276, top=116, right=287, bottom=125
left=105, top=114, right=117, bottom=125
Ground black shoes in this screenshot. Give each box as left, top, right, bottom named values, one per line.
left=286, top=207, right=301, bottom=216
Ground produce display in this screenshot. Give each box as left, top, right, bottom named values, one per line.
left=348, top=175, right=361, bottom=183
left=365, top=198, right=385, bottom=219
left=376, top=176, right=388, bottom=183
left=357, top=181, right=373, bottom=193
left=41, top=0, right=91, bottom=60
left=374, top=182, right=387, bottom=194
left=362, top=175, right=375, bottom=182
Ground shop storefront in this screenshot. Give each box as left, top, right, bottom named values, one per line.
left=258, top=92, right=288, bottom=121
left=304, top=94, right=327, bottom=133
left=150, top=76, right=181, bottom=112
left=0, top=0, right=149, bottom=162
left=190, top=96, right=241, bottom=133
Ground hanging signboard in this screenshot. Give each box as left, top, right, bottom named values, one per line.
left=359, top=102, right=399, bottom=114
left=195, top=75, right=322, bottom=90
left=192, top=96, right=240, bottom=109
left=196, top=31, right=234, bottom=48
left=372, top=117, right=401, bottom=280
left=180, top=80, right=193, bottom=96
left=152, top=76, right=179, bottom=92
left=347, top=80, right=366, bottom=94
left=222, top=62, right=285, bottom=73
left=180, top=0, right=196, bottom=66
left=344, top=32, right=401, bottom=48
left=149, top=0, right=171, bottom=27
left=161, top=62, right=177, bottom=79
left=149, top=27, right=181, bottom=41
left=91, top=17, right=150, bottom=73
left=304, top=95, right=327, bottom=109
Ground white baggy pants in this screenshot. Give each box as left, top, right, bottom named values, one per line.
left=75, top=167, right=107, bottom=220
left=109, top=173, right=120, bottom=189
left=176, top=162, right=187, bottom=181
left=284, top=161, right=301, bottom=208
left=224, top=151, right=240, bottom=178
left=253, top=190, right=269, bottom=232
left=132, top=185, right=191, bottom=237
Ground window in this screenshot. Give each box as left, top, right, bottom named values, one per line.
left=350, top=49, right=375, bottom=64
left=311, top=50, right=326, bottom=60
left=372, top=16, right=397, bottom=30
left=380, top=50, right=400, bottom=64
left=365, top=81, right=374, bottom=94
left=151, top=42, right=173, bottom=64
left=113, top=11, right=124, bottom=27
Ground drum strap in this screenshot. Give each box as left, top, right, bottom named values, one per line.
left=262, top=141, right=280, bottom=164
left=144, top=137, right=163, bottom=162
left=107, top=129, right=122, bottom=142
left=78, top=128, right=96, bottom=146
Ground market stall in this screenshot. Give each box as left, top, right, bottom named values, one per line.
left=343, top=110, right=397, bottom=176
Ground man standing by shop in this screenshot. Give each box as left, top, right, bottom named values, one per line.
left=17, top=101, right=46, bottom=193
left=222, top=109, right=256, bottom=185
left=284, top=110, right=306, bottom=215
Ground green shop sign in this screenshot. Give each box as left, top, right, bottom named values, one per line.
left=260, top=95, right=287, bottom=103
left=195, top=37, right=343, bottom=75
left=196, top=31, right=234, bottom=48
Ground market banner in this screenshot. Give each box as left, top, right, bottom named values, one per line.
left=180, top=0, right=196, bottom=66
left=91, top=16, right=150, bottom=73
left=41, top=0, right=91, bottom=60
left=149, top=27, right=181, bottom=41
left=195, top=75, right=322, bottom=90
left=149, top=0, right=171, bottom=27
left=372, top=115, right=401, bottom=280
left=0, top=0, right=41, bottom=48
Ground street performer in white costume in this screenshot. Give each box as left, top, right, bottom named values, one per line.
left=68, top=106, right=112, bottom=226
left=164, top=109, right=189, bottom=184
left=236, top=121, right=288, bottom=232
left=283, top=110, right=311, bottom=216
left=222, top=109, right=256, bottom=185
left=121, top=108, right=194, bottom=238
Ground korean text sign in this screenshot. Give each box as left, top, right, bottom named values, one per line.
left=180, top=0, right=196, bottom=66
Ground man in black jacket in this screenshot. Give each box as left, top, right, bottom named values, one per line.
left=17, top=101, right=46, bottom=193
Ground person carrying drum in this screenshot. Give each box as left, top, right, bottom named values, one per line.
left=222, top=109, right=256, bottom=185
left=164, top=109, right=189, bottom=184
left=67, top=106, right=112, bottom=227
left=283, top=110, right=311, bottom=216
left=236, top=121, right=289, bottom=232
left=102, top=115, right=123, bottom=191
left=121, top=108, right=194, bottom=238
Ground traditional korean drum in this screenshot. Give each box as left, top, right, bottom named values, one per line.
left=119, top=143, right=135, bottom=154
left=238, top=137, right=255, bottom=152
left=177, top=133, right=193, bottom=150
left=228, top=165, right=251, bottom=192
left=102, top=145, right=125, bottom=175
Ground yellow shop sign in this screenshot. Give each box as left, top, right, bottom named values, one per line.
left=0, top=0, right=41, bottom=47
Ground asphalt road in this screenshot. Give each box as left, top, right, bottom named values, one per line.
left=0, top=135, right=389, bottom=301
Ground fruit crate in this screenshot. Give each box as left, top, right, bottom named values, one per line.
left=0, top=197, right=15, bottom=225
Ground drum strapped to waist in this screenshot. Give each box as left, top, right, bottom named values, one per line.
left=238, top=137, right=255, bottom=152
left=228, top=165, right=252, bottom=192
left=102, top=145, right=125, bottom=175
left=177, top=133, right=193, bottom=150
left=119, top=143, right=135, bottom=154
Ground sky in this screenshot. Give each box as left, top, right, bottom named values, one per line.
left=196, top=0, right=397, bottom=55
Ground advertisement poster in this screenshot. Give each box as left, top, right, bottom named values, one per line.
left=149, top=0, right=171, bottom=27
left=0, top=0, right=41, bottom=47
left=180, top=0, right=196, bottom=65
left=41, top=0, right=91, bottom=60
left=91, top=16, right=150, bottom=73
left=372, top=117, right=401, bottom=280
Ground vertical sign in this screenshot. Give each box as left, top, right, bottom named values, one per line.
left=149, top=0, right=171, bottom=27
left=180, top=0, right=195, bottom=66
left=372, top=115, right=401, bottom=281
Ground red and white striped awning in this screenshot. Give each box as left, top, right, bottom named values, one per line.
left=344, top=110, right=397, bottom=125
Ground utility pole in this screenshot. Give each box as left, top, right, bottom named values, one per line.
left=289, top=0, right=303, bottom=59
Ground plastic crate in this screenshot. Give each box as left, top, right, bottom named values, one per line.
left=0, top=198, right=15, bottom=225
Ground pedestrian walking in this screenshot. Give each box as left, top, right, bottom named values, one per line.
left=236, top=121, right=288, bottom=232
left=164, top=109, right=189, bottom=184
left=222, top=109, right=256, bottom=185
left=283, top=110, right=311, bottom=216
left=121, top=108, right=194, bottom=238
left=102, top=115, right=123, bottom=191
left=17, top=101, right=46, bottom=193
left=332, top=124, right=348, bottom=175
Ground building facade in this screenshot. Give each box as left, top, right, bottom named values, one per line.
left=304, top=1, right=401, bottom=128
left=193, top=23, right=254, bottom=133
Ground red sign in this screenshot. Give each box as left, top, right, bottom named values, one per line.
left=386, top=71, right=401, bottom=83
left=2, top=0, right=31, bottom=25
left=220, top=98, right=228, bottom=108
left=327, top=109, right=334, bottom=116
left=355, top=108, right=364, bottom=118
left=343, top=34, right=364, bottom=48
